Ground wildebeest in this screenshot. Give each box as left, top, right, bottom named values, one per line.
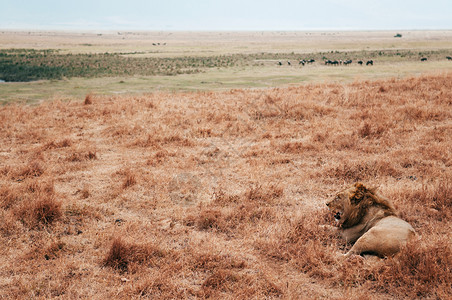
left=447, top=56, right=452, bottom=60
left=325, top=60, right=339, bottom=66
left=366, top=60, right=374, bottom=66
left=358, top=60, right=363, bottom=65
left=299, top=59, right=306, bottom=66
left=421, top=57, right=427, bottom=61
left=343, top=59, right=352, bottom=65
left=307, top=59, right=315, bottom=64
left=278, top=61, right=282, bottom=66
left=287, top=61, right=291, bottom=66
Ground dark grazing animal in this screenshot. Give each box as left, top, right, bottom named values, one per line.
left=325, top=60, right=339, bottom=66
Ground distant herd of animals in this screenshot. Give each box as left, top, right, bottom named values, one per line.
left=278, top=59, right=374, bottom=66
left=324, top=59, right=373, bottom=66
left=278, top=56, right=452, bottom=66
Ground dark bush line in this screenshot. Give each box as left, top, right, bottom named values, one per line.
left=0, top=61, right=67, bottom=82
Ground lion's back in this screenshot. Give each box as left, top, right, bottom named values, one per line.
left=363, top=216, right=416, bottom=256
left=376, top=216, right=415, bottom=232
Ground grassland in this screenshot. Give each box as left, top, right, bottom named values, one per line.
left=1, top=48, right=449, bottom=82
left=1, top=30, right=452, bottom=103
left=0, top=71, right=451, bottom=299
left=0, top=31, right=451, bottom=299
left=3, top=59, right=452, bottom=105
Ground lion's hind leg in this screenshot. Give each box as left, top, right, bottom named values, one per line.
left=343, top=230, right=383, bottom=258
left=344, top=227, right=403, bottom=258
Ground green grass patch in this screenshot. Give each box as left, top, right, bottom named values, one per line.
left=2, top=60, right=451, bottom=105
left=1, top=48, right=451, bottom=83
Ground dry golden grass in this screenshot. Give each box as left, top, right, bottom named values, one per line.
left=0, top=72, right=451, bottom=299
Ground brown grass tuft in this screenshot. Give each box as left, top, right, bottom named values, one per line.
left=211, top=189, right=240, bottom=206
left=31, top=196, right=62, bottom=226
left=80, top=185, right=91, bottom=199
left=192, top=252, right=246, bottom=271
left=0, top=185, right=20, bottom=209
left=103, top=238, right=165, bottom=273
left=43, top=138, right=73, bottom=150
left=201, top=269, right=240, bottom=294
left=103, top=238, right=130, bottom=271
left=244, top=184, right=283, bottom=204
left=399, top=176, right=452, bottom=222
left=25, top=179, right=55, bottom=195
left=196, top=209, right=226, bottom=231
left=200, top=269, right=283, bottom=299
left=331, top=159, right=401, bottom=182
left=67, top=149, right=97, bottom=162
left=43, top=240, right=66, bottom=260
left=373, top=239, right=452, bottom=298
left=357, top=121, right=385, bottom=139
left=84, top=93, right=93, bottom=105
left=0, top=210, right=19, bottom=236
left=17, top=160, right=46, bottom=178
left=133, top=274, right=183, bottom=298
left=281, top=212, right=340, bottom=277
left=15, top=195, right=62, bottom=228
left=122, top=169, right=137, bottom=189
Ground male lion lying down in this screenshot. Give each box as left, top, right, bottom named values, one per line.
left=326, top=182, right=415, bottom=258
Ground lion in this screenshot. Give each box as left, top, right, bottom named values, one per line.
left=326, top=182, right=415, bottom=258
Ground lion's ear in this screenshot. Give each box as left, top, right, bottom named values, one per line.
left=350, top=182, right=367, bottom=204
left=354, top=182, right=366, bottom=190
left=368, top=186, right=378, bottom=194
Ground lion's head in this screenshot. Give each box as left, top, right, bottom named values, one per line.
left=326, top=182, right=396, bottom=228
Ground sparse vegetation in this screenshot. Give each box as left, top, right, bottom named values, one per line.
left=1, top=48, right=451, bottom=82
left=0, top=72, right=451, bottom=298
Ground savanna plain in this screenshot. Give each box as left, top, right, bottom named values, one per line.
left=0, top=30, right=451, bottom=299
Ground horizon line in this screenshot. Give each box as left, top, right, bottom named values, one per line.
left=2, top=27, right=452, bottom=33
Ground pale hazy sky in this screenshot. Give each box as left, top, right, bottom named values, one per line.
left=1, top=0, right=451, bottom=31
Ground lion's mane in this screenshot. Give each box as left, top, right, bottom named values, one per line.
left=341, top=183, right=397, bottom=228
